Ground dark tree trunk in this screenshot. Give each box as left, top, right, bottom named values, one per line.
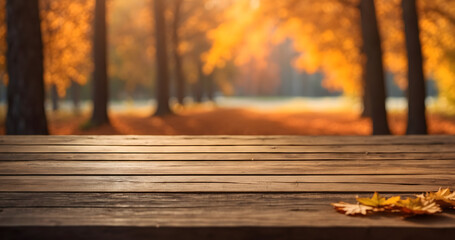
left=361, top=88, right=371, bottom=118
left=402, top=0, right=427, bottom=135
left=359, top=44, right=371, bottom=118
left=359, top=0, right=390, bottom=135
left=90, top=0, right=110, bottom=126
left=206, top=73, right=215, bottom=102
left=172, top=0, right=186, bottom=106
left=6, top=0, right=48, bottom=135
left=153, top=0, right=173, bottom=116
left=51, top=84, right=59, bottom=112
left=0, top=79, right=4, bottom=103
left=71, top=81, right=81, bottom=115
left=193, top=60, right=204, bottom=103
left=192, top=81, right=203, bottom=103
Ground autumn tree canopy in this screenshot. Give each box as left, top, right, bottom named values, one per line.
left=0, top=0, right=454, bottom=104
left=204, top=0, right=455, bottom=102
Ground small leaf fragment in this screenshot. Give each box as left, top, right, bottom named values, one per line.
left=332, top=202, right=373, bottom=216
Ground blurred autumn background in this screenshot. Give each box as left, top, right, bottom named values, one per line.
left=0, top=0, right=455, bottom=135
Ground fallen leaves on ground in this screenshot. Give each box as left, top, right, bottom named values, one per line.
left=333, top=188, right=454, bottom=218
left=3, top=108, right=455, bottom=135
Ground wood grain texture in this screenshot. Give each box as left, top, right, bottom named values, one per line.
left=1, top=160, right=455, bottom=175
left=0, top=192, right=411, bottom=208
left=0, top=193, right=454, bottom=228
left=0, top=175, right=453, bottom=192
left=2, top=144, right=455, bottom=153
left=1, top=135, right=455, bottom=240
left=2, top=207, right=455, bottom=228
left=1, top=152, right=454, bottom=161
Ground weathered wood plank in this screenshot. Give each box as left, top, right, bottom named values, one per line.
left=1, top=135, right=454, bottom=239
left=1, top=206, right=454, bottom=228
left=0, top=153, right=453, bottom=161
left=2, top=145, right=455, bottom=153
left=0, top=192, right=419, bottom=208
left=0, top=175, right=453, bottom=192
left=2, top=193, right=455, bottom=239
left=1, top=160, right=454, bottom=175
left=1, top=135, right=454, bottom=146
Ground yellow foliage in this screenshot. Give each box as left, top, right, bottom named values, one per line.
left=377, top=0, right=455, bottom=96
left=40, top=0, right=93, bottom=97
left=0, top=0, right=454, bottom=101
left=204, top=0, right=455, bottom=101
left=173, top=0, right=229, bottom=91
left=204, top=0, right=364, bottom=96
left=356, top=192, right=401, bottom=208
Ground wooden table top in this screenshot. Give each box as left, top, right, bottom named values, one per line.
left=0, top=135, right=454, bottom=240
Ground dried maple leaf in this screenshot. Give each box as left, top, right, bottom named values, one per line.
left=417, top=188, right=455, bottom=209
left=332, top=202, right=373, bottom=216
left=397, top=197, right=442, bottom=216
left=356, top=192, right=401, bottom=209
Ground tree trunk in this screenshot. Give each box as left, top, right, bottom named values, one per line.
left=361, top=87, right=371, bottom=118
left=359, top=0, right=390, bottom=135
left=0, top=79, right=3, bottom=103
left=192, top=82, right=203, bottom=103
left=90, top=0, right=110, bottom=126
left=51, top=84, right=59, bottom=112
left=6, top=0, right=48, bottom=135
left=402, top=0, right=427, bottom=135
left=172, top=0, right=186, bottom=106
left=359, top=44, right=371, bottom=118
left=206, top=73, right=215, bottom=102
left=153, top=0, right=173, bottom=116
left=71, top=81, right=81, bottom=115
left=193, top=60, right=204, bottom=103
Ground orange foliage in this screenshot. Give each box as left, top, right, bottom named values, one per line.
left=204, top=0, right=363, bottom=96
left=204, top=0, right=455, bottom=101
left=0, top=0, right=454, bottom=102
left=202, top=0, right=283, bottom=95
left=274, top=0, right=362, bottom=95
left=40, top=0, right=93, bottom=97
left=377, top=0, right=455, bottom=96
left=176, top=0, right=225, bottom=78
